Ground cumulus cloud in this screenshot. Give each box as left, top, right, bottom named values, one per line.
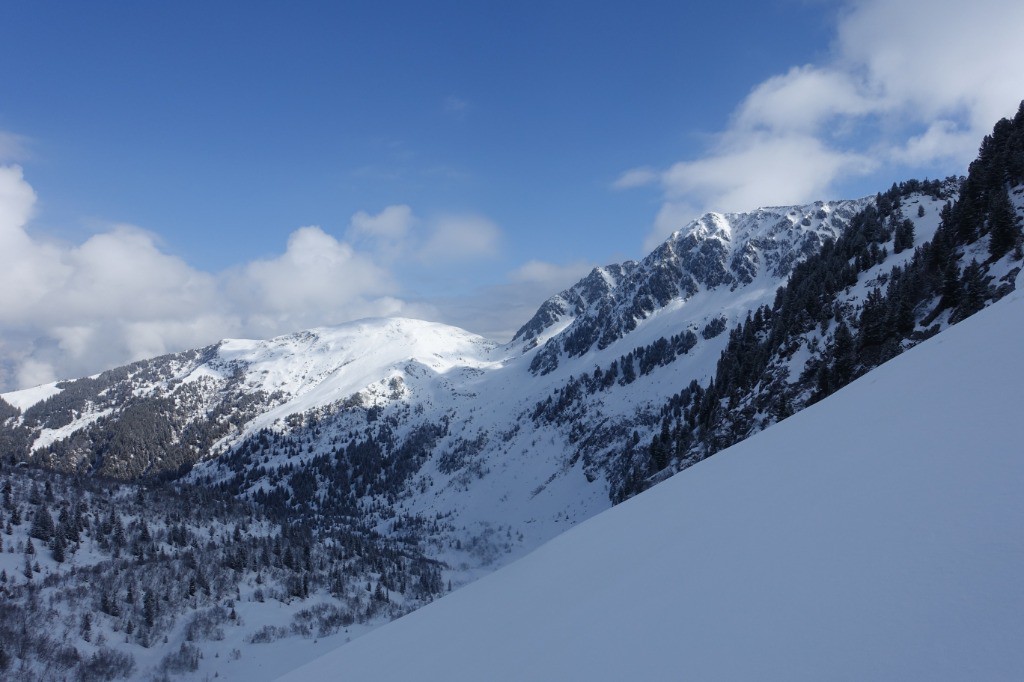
left=349, top=205, right=505, bottom=265
left=0, top=166, right=521, bottom=390
left=0, top=168, right=431, bottom=391
left=225, top=226, right=406, bottom=337
left=628, top=0, right=1024, bottom=249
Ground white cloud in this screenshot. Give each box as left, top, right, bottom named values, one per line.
left=347, top=204, right=417, bottom=263
left=889, top=120, right=979, bottom=167
left=226, top=226, right=405, bottom=336
left=348, top=204, right=414, bottom=242
left=834, top=0, right=1024, bottom=130
left=624, top=0, right=1024, bottom=250
left=733, top=66, right=879, bottom=135
left=661, top=133, right=876, bottom=212
left=612, top=167, right=658, bottom=190
left=0, top=167, right=433, bottom=390
left=0, top=162, right=516, bottom=390
left=419, top=214, right=502, bottom=263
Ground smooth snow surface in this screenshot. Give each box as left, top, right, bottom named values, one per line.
left=281, top=274, right=1024, bottom=681
left=2, top=381, right=62, bottom=410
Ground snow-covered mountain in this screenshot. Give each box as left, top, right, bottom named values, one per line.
left=0, top=182, right=997, bottom=569
left=1, top=196, right=909, bottom=559
left=280, top=266, right=1024, bottom=682
left=1, top=318, right=498, bottom=475
left=0, top=104, right=1022, bottom=680
left=516, top=198, right=868, bottom=370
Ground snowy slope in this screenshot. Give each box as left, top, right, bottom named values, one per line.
left=280, top=270, right=1024, bottom=682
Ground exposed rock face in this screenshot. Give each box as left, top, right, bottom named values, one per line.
left=518, top=199, right=869, bottom=374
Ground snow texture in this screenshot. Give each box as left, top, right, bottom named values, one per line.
left=280, top=270, right=1024, bottom=682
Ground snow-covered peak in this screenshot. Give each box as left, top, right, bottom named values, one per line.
left=515, top=197, right=871, bottom=372
left=654, top=198, right=869, bottom=285
left=214, top=317, right=498, bottom=385
left=184, top=317, right=502, bottom=434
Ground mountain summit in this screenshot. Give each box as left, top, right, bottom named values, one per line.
left=515, top=199, right=869, bottom=367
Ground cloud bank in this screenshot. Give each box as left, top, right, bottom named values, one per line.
left=0, top=166, right=530, bottom=390
left=623, top=0, right=1024, bottom=250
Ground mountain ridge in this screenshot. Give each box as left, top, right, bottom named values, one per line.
left=515, top=198, right=871, bottom=369
left=0, top=197, right=877, bottom=481
left=0, top=102, right=1021, bottom=681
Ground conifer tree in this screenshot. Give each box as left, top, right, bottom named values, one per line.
left=955, top=260, right=988, bottom=321
left=51, top=533, right=66, bottom=563
left=30, top=507, right=54, bottom=542
left=987, top=186, right=1020, bottom=260
left=941, top=260, right=962, bottom=309
left=894, top=218, right=915, bottom=253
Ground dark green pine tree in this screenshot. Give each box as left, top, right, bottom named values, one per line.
left=143, top=590, right=157, bottom=629
left=51, top=533, right=66, bottom=563
left=987, top=186, right=1020, bottom=260
left=894, top=218, right=916, bottom=253
left=941, top=259, right=962, bottom=310
left=832, top=321, right=856, bottom=386
left=858, top=288, right=889, bottom=353
left=30, top=507, right=54, bottom=543
left=954, top=260, right=988, bottom=322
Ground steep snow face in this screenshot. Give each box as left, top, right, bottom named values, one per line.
left=280, top=273, right=1024, bottom=682
left=514, top=198, right=870, bottom=365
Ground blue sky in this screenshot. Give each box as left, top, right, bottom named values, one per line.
left=3, top=2, right=832, bottom=270
left=1, top=0, right=1022, bottom=389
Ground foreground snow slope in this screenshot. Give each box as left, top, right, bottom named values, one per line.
left=281, top=272, right=1024, bottom=681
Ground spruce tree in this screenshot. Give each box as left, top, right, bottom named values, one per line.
left=987, top=186, right=1020, bottom=260
left=894, top=219, right=915, bottom=253
left=955, top=260, right=987, bottom=321
left=30, top=507, right=54, bottom=542
left=51, top=534, right=66, bottom=563
left=831, top=322, right=856, bottom=389
left=941, top=260, right=962, bottom=309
